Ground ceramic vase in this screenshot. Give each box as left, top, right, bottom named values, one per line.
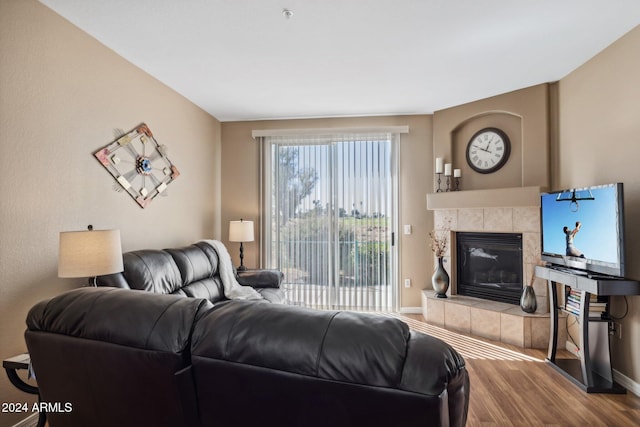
left=432, top=257, right=450, bottom=298
left=520, top=284, right=537, bottom=313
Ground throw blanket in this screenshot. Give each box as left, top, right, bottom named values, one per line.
left=201, top=240, right=263, bottom=300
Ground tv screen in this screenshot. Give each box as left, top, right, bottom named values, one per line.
left=540, top=183, right=625, bottom=277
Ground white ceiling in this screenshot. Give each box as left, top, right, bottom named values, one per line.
left=39, top=0, right=640, bottom=122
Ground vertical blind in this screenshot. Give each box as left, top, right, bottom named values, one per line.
left=262, top=132, right=398, bottom=311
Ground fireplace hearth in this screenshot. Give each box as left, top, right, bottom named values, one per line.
left=456, top=232, right=523, bottom=305
left=425, top=188, right=552, bottom=347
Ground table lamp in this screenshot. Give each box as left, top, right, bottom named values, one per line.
left=228, top=219, right=254, bottom=271
left=58, top=225, right=124, bottom=286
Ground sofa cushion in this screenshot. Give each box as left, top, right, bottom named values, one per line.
left=26, top=287, right=211, bottom=353
left=166, top=244, right=225, bottom=301
left=121, top=249, right=183, bottom=294
left=166, top=244, right=218, bottom=284
left=191, top=300, right=409, bottom=388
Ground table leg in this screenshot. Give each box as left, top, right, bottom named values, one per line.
left=547, top=279, right=558, bottom=362
left=5, top=368, right=47, bottom=426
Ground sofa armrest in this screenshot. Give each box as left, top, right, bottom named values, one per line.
left=95, top=272, right=130, bottom=289
left=236, top=269, right=283, bottom=289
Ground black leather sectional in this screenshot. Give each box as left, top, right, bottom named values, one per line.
left=95, top=240, right=286, bottom=303
left=24, top=241, right=470, bottom=426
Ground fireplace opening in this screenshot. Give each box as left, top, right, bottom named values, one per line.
left=456, top=232, right=523, bottom=305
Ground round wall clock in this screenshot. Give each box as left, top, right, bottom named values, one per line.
left=465, top=127, right=511, bottom=174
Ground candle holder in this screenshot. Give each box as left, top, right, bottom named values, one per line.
left=445, top=175, right=451, bottom=192
left=435, top=173, right=443, bottom=192
left=455, top=177, right=461, bottom=191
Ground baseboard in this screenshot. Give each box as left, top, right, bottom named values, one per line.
left=564, top=340, right=640, bottom=396
left=12, top=413, right=37, bottom=427
left=614, top=369, right=640, bottom=397
left=399, top=306, right=422, bottom=314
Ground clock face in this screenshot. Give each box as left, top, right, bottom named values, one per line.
left=466, top=128, right=511, bottom=174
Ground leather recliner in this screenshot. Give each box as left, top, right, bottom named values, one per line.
left=96, top=240, right=285, bottom=303
left=191, top=300, right=470, bottom=427
left=25, top=287, right=470, bottom=427
left=25, top=287, right=211, bottom=427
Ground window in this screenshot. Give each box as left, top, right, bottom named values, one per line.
left=259, top=130, right=401, bottom=311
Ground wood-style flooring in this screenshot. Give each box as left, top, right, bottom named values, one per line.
left=39, top=313, right=640, bottom=427
left=400, top=314, right=640, bottom=427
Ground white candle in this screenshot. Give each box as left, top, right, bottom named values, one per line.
left=435, top=157, right=443, bottom=174
left=444, top=163, right=452, bottom=176
left=454, top=168, right=461, bottom=178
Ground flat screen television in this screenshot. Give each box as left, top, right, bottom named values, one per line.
left=540, top=183, right=625, bottom=278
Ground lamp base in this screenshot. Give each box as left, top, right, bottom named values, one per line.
left=237, top=242, right=247, bottom=271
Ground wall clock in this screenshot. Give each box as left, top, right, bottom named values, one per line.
left=465, top=127, right=511, bottom=174
left=94, top=123, right=180, bottom=208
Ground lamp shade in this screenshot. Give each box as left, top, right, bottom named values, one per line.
left=58, top=229, right=124, bottom=278
left=228, top=220, right=254, bottom=242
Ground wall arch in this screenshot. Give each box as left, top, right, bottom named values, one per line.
left=432, top=84, right=550, bottom=192
left=451, top=111, right=523, bottom=190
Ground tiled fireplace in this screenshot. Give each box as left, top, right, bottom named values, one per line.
left=424, top=186, right=566, bottom=348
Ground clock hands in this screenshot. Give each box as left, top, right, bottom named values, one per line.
left=475, top=134, right=501, bottom=155
left=484, top=135, right=498, bottom=152
left=473, top=140, right=494, bottom=154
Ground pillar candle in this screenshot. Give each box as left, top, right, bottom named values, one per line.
left=444, top=163, right=452, bottom=176
left=435, top=157, right=444, bottom=174
left=454, top=168, right=461, bottom=178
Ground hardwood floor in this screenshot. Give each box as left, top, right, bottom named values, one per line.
left=399, top=314, right=640, bottom=427
left=37, top=313, right=640, bottom=427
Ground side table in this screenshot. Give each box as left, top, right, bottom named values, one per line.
left=3, top=353, right=46, bottom=427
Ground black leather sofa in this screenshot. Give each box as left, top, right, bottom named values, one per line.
left=25, top=287, right=470, bottom=427
left=95, top=240, right=286, bottom=303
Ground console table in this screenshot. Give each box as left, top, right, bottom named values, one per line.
left=535, top=265, right=640, bottom=393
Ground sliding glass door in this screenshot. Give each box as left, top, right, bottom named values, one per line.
left=262, top=133, right=398, bottom=311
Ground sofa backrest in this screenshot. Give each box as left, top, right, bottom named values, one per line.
left=97, top=242, right=226, bottom=303
left=190, top=300, right=469, bottom=427
left=25, top=287, right=212, bottom=427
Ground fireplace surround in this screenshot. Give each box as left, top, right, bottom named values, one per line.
left=423, top=187, right=561, bottom=348
left=426, top=186, right=546, bottom=308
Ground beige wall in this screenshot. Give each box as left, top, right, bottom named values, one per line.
left=221, top=116, right=432, bottom=310
left=0, top=1, right=221, bottom=425
left=2, top=3, right=639, bottom=421
left=429, top=25, right=640, bottom=386
left=433, top=84, right=550, bottom=191
left=557, top=25, right=640, bottom=385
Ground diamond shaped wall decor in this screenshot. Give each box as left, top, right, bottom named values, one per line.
left=94, top=123, right=180, bottom=208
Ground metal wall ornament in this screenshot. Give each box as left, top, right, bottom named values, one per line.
left=94, top=123, right=180, bottom=208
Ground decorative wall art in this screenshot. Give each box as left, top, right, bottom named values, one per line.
left=94, top=123, right=180, bottom=208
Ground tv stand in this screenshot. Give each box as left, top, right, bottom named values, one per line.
left=535, top=265, right=640, bottom=393
left=546, top=265, right=588, bottom=276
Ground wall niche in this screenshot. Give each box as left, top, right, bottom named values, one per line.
left=432, top=83, right=550, bottom=193
left=451, top=112, right=523, bottom=191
